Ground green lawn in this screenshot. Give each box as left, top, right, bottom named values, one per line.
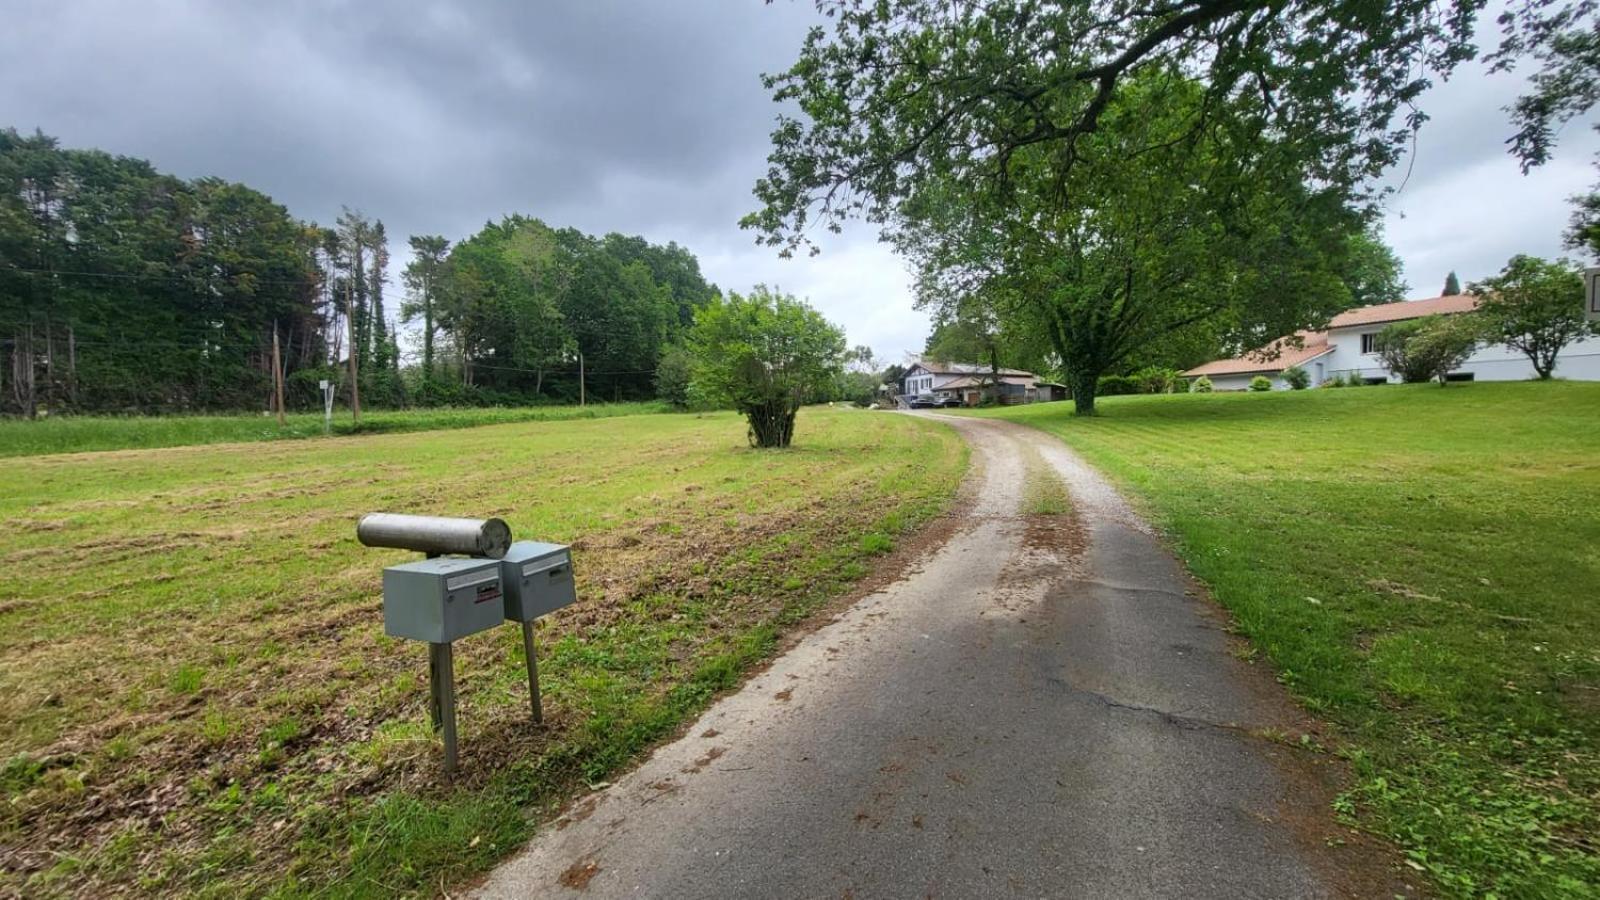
left=0, top=407, right=966, bottom=897
left=0, top=402, right=671, bottom=458
left=970, top=382, right=1600, bottom=898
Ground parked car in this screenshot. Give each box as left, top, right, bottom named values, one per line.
left=908, top=393, right=939, bottom=409
left=936, top=396, right=963, bottom=408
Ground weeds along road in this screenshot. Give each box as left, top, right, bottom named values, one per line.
left=477, top=414, right=1411, bottom=899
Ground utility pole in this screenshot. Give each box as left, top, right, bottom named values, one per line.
left=578, top=351, right=586, bottom=406
left=272, top=324, right=286, bottom=427
left=347, top=281, right=361, bottom=424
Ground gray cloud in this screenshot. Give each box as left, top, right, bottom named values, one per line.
left=3, top=1, right=1594, bottom=363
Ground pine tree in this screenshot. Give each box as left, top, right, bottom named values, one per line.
left=1443, top=271, right=1461, bottom=296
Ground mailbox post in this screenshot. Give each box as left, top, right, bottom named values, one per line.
left=498, top=541, right=579, bottom=722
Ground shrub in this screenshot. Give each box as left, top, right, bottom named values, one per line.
left=1376, top=314, right=1482, bottom=385
left=1249, top=375, right=1273, bottom=392
left=1190, top=376, right=1213, bottom=393
left=1282, top=365, right=1310, bottom=390
left=1132, top=366, right=1184, bottom=394
left=1096, top=374, right=1143, bottom=396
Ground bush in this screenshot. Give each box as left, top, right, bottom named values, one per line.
left=1248, top=375, right=1273, bottom=392
left=1132, top=366, right=1184, bottom=394
left=1096, top=374, right=1143, bottom=396
left=1190, top=376, right=1213, bottom=394
left=654, top=345, right=693, bottom=408
left=1282, top=366, right=1310, bottom=390
left=1376, top=314, right=1482, bottom=385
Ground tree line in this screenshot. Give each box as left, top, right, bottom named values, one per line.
left=0, top=128, right=720, bottom=417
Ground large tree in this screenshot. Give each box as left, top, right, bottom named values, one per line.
left=1470, top=255, right=1597, bottom=378
left=889, top=75, right=1367, bottom=412
left=744, top=0, right=1481, bottom=411
left=402, top=234, right=450, bottom=381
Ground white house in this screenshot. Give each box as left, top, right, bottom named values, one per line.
left=901, top=360, right=1058, bottom=405
left=1184, top=294, right=1600, bottom=389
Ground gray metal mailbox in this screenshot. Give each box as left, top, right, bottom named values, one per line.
left=499, top=541, right=577, bottom=621
left=497, top=540, right=578, bottom=725
left=382, top=557, right=505, bottom=643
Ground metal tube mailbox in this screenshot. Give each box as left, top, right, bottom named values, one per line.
left=357, top=513, right=512, bottom=559
left=497, top=541, right=580, bottom=723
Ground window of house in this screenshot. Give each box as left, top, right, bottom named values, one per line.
left=1361, top=332, right=1378, bottom=354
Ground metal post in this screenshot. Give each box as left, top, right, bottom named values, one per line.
left=521, top=620, right=543, bottom=724
left=428, top=642, right=458, bottom=774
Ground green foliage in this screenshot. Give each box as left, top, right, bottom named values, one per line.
left=1190, top=376, right=1214, bottom=394
left=1376, top=315, right=1483, bottom=385
left=1282, top=365, right=1311, bottom=390
left=1131, top=366, right=1184, bottom=394
left=1469, top=255, right=1597, bottom=378
left=745, top=0, right=1479, bottom=413
left=0, top=129, right=325, bottom=416
left=653, top=344, right=694, bottom=408
left=1341, top=226, right=1410, bottom=309
left=1443, top=271, right=1461, bottom=296
left=687, top=287, right=847, bottom=447
left=1096, top=374, right=1143, bottom=396
left=434, top=217, right=717, bottom=404
left=876, top=74, right=1375, bottom=416
left=1248, top=375, right=1274, bottom=392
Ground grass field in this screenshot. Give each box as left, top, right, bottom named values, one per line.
left=0, top=402, right=671, bottom=458
left=0, top=407, right=966, bottom=897
left=971, top=382, right=1600, bottom=898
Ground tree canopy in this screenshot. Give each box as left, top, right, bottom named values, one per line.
left=745, top=0, right=1482, bottom=257
left=886, top=74, right=1375, bottom=411
left=430, top=216, right=720, bottom=403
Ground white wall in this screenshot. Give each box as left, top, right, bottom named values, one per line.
left=1326, top=327, right=1600, bottom=382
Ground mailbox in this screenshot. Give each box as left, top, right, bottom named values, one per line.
left=382, top=556, right=506, bottom=643
left=499, top=541, right=578, bottom=621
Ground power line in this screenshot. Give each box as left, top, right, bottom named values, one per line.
left=0, top=263, right=322, bottom=287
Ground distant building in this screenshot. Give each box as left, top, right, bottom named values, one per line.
left=900, top=360, right=1052, bottom=406
left=1183, top=294, right=1600, bottom=389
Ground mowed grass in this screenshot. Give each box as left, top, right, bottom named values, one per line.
left=0, top=407, right=966, bottom=897
left=971, top=382, right=1600, bottom=897
left=0, top=402, right=671, bottom=458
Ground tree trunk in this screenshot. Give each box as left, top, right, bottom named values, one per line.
left=422, top=272, right=434, bottom=380
left=745, top=401, right=797, bottom=448
left=44, top=321, right=55, bottom=413
left=347, top=282, right=361, bottom=423
left=67, top=325, right=77, bottom=407
left=13, top=325, right=37, bottom=419
left=1070, top=368, right=1098, bottom=415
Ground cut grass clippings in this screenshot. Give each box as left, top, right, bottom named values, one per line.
left=968, top=381, right=1600, bottom=898
left=0, top=402, right=673, bottom=458
left=0, top=406, right=966, bottom=897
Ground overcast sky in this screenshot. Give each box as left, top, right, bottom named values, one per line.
left=3, top=1, right=1597, bottom=361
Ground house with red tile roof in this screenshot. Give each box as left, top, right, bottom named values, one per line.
left=1184, top=294, right=1600, bottom=389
